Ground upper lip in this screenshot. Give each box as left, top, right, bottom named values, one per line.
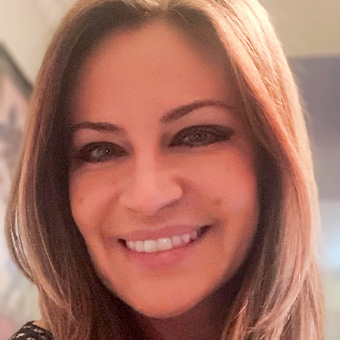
left=116, top=224, right=207, bottom=241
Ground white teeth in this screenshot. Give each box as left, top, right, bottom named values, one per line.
left=157, top=238, right=172, bottom=251
left=124, top=227, right=205, bottom=253
left=127, top=240, right=135, bottom=250
left=144, top=240, right=157, bottom=253
left=182, top=233, right=190, bottom=243
left=172, top=235, right=182, bottom=247
left=135, top=241, right=144, bottom=252
left=190, top=230, right=198, bottom=240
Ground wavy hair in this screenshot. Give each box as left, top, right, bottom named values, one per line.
left=6, top=0, right=324, bottom=339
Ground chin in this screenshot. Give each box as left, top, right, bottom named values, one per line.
left=133, top=301, right=197, bottom=319
left=117, top=288, right=198, bottom=319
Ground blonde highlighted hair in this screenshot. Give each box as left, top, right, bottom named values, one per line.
left=6, top=0, right=324, bottom=339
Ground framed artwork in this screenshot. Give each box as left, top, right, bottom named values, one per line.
left=0, top=44, right=40, bottom=340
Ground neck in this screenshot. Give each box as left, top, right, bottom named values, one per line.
left=137, top=281, right=239, bottom=340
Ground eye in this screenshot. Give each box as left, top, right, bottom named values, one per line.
left=169, top=125, right=234, bottom=148
left=72, top=142, right=127, bottom=163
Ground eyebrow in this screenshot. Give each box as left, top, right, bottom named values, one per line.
left=70, top=99, right=234, bottom=134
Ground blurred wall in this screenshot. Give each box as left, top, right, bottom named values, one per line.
left=0, top=0, right=76, bottom=82
left=260, top=0, right=340, bottom=57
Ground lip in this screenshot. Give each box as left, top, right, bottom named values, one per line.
left=116, top=224, right=207, bottom=241
left=119, top=225, right=211, bottom=269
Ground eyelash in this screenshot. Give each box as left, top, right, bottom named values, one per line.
left=72, top=125, right=234, bottom=164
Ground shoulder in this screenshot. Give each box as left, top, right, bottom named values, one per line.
left=8, top=321, right=53, bottom=340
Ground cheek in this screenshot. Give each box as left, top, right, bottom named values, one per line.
left=183, top=148, right=258, bottom=213
left=68, top=169, right=117, bottom=235
left=184, top=149, right=259, bottom=252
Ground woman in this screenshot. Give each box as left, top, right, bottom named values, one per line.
left=6, top=0, right=324, bottom=339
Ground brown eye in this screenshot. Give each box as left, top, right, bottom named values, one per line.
left=73, top=142, right=127, bottom=163
left=169, top=125, right=234, bottom=148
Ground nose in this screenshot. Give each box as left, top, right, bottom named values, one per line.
left=118, top=155, right=183, bottom=216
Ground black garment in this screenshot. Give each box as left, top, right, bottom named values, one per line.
left=8, top=321, right=53, bottom=340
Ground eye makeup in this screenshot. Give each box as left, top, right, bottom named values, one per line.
left=70, top=123, right=235, bottom=164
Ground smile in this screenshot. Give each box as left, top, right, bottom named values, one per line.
left=119, top=226, right=210, bottom=254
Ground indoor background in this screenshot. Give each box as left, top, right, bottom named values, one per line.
left=0, top=0, right=339, bottom=339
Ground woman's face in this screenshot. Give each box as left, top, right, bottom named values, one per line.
left=69, top=20, right=259, bottom=318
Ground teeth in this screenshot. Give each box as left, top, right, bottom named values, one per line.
left=182, top=233, right=190, bottom=243
left=172, top=235, right=182, bottom=247
left=135, top=241, right=144, bottom=252
left=144, top=240, right=157, bottom=253
left=190, top=230, right=198, bottom=240
left=157, top=238, right=172, bottom=251
left=127, top=240, right=135, bottom=250
left=124, top=227, right=204, bottom=253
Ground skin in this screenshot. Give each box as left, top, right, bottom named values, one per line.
left=68, top=20, right=259, bottom=340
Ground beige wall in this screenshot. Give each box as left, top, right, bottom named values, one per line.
left=260, top=0, right=340, bottom=57
left=1, top=0, right=340, bottom=82
left=0, top=0, right=76, bottom=82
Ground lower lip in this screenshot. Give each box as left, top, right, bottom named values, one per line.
left=119, top=226, right=211, bottom=269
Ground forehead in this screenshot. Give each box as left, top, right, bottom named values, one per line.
left=69, top=20, right=238, bottom=125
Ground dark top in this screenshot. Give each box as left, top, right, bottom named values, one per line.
left=8, top=321, right=53, bottom=340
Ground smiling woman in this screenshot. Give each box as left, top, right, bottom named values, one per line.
left=5, top=1, right=324, bottom=340
left=68, top=21, right=259, bottom=324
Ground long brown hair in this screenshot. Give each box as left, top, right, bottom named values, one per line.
left=6, top=0, right=324, bottom=339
